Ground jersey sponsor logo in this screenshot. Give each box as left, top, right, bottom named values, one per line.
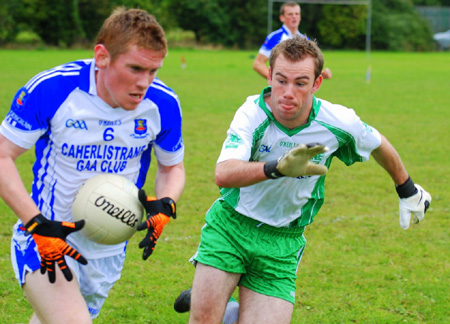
left=131, top=119, right=148, bottom=138
left=172, top=137, right=184, bottom=151
left=259, top=144, right=271, bottom=153
left=224, top=133, right=242, bottom=149
left=6, top=111, right=32, bottom=130
left=98, top=119, right=122, bottom=126
left=65, top=119, right=88, bottom=130
left=279, top=141, right=295, bottom=148
left=61, top=143, right=147, bottom=173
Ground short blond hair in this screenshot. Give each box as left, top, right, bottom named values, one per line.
left=96, top=7, right=167, bottom=61
left=280, top=1, right=300, bottom=15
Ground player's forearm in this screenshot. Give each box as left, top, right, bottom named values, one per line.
left=253, top=55, right=269, bottom=79
left=215, top=159, right=267, bottom=188
left=0, top=135, right=40, bottom=222
left=371, top=135, right=409, bottom=186
left=0, top=158, right=40, bottom=223
left=154, top=161, right=185, bottom=201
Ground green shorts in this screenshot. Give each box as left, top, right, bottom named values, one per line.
left=194, top=199, right=306, bottom=303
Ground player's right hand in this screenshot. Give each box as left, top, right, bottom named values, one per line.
left=399, top=184, right=431, bottom=230
left=264, top=143, right=329, bottom=179
left=23, top=214, right=87, bottom=283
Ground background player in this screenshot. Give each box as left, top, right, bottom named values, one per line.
left=253, top=1, right=333, bottom=79
left=188, top=36, right=431, bottom=324
left=0, top=7, right=185, bottom=323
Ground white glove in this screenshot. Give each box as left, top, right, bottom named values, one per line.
left=264, top=143, right=329, bottom=179
left=399, top=184, right=431, bottom=230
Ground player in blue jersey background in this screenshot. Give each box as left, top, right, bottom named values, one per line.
left=0, top=7, right=185, bottom=324
left=253, top=1, right=333, bottom=80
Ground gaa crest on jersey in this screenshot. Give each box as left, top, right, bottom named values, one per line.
left=131, top=119, right=148, bottom=138
left=13, top=88, right=28, bottom=110
left=224, top=133, right=242, bottom=149
left=362, top=122, right=373, bottom=133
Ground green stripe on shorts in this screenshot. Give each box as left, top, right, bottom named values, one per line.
left=195, top=199, right=306, bottom=303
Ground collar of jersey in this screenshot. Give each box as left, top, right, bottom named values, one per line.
left=281, top=24, right=301, bottom=37
left=78, top=59, right=97, bottom=96
left=256, top=86, right=321, bottom=136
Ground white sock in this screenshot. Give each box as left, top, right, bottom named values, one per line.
left=222, top=301, right=239, bottom=324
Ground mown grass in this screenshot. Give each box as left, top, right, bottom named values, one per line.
left=0, top=48, right=448, bottom=323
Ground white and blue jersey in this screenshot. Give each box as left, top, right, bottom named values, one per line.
left=258, top=24, right=308, bottom=58
left=2, top=59, right=184, bottom=262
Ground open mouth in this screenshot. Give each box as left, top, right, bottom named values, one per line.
left=130, top=93, right=143, bottom=101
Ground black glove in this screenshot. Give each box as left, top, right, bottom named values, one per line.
left=137, top=189, right=176, bottom=260
left=24, top=214, right=87, bottom=283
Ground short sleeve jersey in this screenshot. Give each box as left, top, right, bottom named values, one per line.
left=217, top=87, right=381, bottom=228
left=258, top=24, right=308, bottom=58
left=0, top=59, right=184, bottom=258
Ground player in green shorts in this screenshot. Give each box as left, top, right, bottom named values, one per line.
left=186, top=36, right=431, bottom=324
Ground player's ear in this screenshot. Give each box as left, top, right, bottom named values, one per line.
left=94, top=44, right=110, bottom=68
left=267, top=67, right=273, bottom=85
left=312, top=74, right=323, bottom=93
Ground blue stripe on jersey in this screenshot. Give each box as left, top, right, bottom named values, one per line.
left=146, top=78, right=183, bottom=152
left=136, top=144, right=152, bottom=189
left=32, top=136, right=56, bottom=219
left=262, top=28, right=286, bottom=52
left=135, top=78, right=183, bottom=188
left=25, top=62, right=85, bottom=93
left=9, top=61, right=90, bottom=132
left=260, top=26, right=309, bottom=55
left=18, top=61, right=91, bottom=218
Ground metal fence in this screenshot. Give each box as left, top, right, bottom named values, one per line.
left=416, top=6, right=450, bottom=33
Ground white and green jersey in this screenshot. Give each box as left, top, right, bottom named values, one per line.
left=218, top=87, right=381, bottom=228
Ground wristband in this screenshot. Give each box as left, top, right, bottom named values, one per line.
left=160, top=197, right=177, bottom=219
left=396, top=176, right=418, bottom=198
left=24, top=213, right=46, bottom=235
left=264, top=160, right=284, bottom=179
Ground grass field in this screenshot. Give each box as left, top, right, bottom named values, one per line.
left=0, top=48, right=448, bottom=323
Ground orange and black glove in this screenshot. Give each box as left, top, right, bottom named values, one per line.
left=137, top=189, right=176, bottom=260
left=24, top=214, right=87, bottom=283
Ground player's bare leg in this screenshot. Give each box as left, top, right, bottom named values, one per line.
left=237, top=286, right=293, bottom=324
left=189, top=263, right=240, bottom=324
left=23, top=267, right=91, bottom=324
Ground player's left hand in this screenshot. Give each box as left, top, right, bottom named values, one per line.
left=399, top=184, right=431, bottom=230
left=137, top=189, right=176, bottom=260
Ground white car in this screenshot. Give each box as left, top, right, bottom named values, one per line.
left=433, top=29, right=450, bottom=50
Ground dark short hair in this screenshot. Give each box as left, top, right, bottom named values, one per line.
left=269, top=36, right=324, bottom=79
left=96, top=7, right=167, bottom=61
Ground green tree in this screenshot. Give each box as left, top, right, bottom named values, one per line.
left=0, top=1, right=17, bottom=45
left=318, top=5, right=368, bottom=49
left=169, top=0, right=266, bottom=47
left=372, top=0, right=434, bottom=50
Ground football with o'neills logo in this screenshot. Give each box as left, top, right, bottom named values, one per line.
left=72, top=174, right=144, bottom=245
